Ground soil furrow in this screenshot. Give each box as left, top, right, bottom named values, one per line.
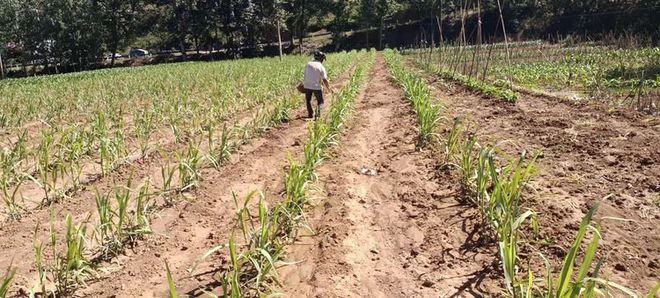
left=280, top=55, right=501, bottom=297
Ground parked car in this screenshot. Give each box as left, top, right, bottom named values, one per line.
left=129, top=49, right=149, bottom=58
left=106, top=53, right=122, bottom=59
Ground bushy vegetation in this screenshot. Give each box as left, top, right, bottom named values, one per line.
left=1, top=0, right=656, bottom=77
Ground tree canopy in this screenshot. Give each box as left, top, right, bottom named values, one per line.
left=0, top=0, right=658, bottom=76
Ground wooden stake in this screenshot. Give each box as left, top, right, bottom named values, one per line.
left=496, top=0, right=512, bottom=86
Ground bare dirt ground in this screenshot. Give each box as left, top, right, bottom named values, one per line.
left=415, top=70, right=660, bottom=294
left=279, top=56, right=502, bottom=297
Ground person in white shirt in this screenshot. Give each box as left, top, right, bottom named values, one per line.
left=303, top=51, right=334, bottom=119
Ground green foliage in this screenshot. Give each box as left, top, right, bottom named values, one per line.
left=384, top=49, right=443, bottom=147
left=444, top=120, right=640, bottom=297
left=413, top=51, right=518, bottom=102
left=0, top=265, right=16, bottom=298
left=94, top=178, right=153, bottom=260
left=165, top=261, right=178, bottom=298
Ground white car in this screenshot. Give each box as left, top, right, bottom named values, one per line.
left=107, top=53, right=122, bottom=59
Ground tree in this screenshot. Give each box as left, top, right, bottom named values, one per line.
left=99, top=0, right=143, bottom=67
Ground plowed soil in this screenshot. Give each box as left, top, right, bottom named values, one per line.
left=279, top=56, right=502, bottom=297
left=2, top=53, right=658, bottom=297
left=415, top=69, right=660, bottom=294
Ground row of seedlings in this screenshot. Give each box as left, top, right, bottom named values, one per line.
left=177, top=50, right=377, bottom=297
left=0, top=52, right=364, bottom=297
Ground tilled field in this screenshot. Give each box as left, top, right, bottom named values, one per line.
left=1, top=52, right=658, bottom=297
left=420, top=76, right=660, bottom=294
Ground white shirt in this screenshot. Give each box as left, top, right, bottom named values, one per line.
left=303, top=61, right=328, bottom=90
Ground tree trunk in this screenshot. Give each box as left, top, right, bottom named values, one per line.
left=277, top=20, right=283, bottom=60
left=22, top=55, right=28, bottom=77
left=299, top=0, right=306, bottom=54
left=180, top=40, right=187, bottom=61
left=378, top=19, right=384, bottom=50
left=110, top=40, right=118, bottom=67
left=0, top=51, right=5, bottom=79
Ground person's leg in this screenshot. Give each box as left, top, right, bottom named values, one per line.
left=314, top=90, right=324, bottom=120
left=305, top=89, right=314, bottom=118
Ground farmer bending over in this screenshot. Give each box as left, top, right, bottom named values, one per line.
left=303, top=51, right=334, bottom=119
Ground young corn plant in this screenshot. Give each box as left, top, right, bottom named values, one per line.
left=135, top=181, right=155, bottom=234
left=457, top=135, right=478, bottom=198
left=215, top=124, right=234, bottom=166
left=49, top=213, right=97, bottom=296
left=0, top=129, right=28, bottom=184
left=176, top=141, right=202, bottom=192
left=270, top=97, right=295, bottom=125
left=169, top=109, right=184, bottom=143
left=90, top=111, right=109, bottom=146
left=203, top=123, right=219, bottom=169
left=0, top=265, right=16, bottom=298
left=165, top=261, right=179, bottom=298
left=1, top=176, right=25, bottom=220
left=136, top=109, right=157, bottom=158
left=206, top=191, right=283, bottom=297
left=32, top=225, right=49, bottom=297
left=95, top=178, right=153, bottom=259
left=0, top=140, right=27, bottom=219
left=518, top=204, right=637, bottom=298
left=35, top=130, right=55, bottom=203
left=445, top=117, right=464, bottom=165
left=33, top=130, right=67, bottom=205
left=62, top=129, right=88, bottom=190
left=98, top=134, right=123, bottom=176
left=385, top=50, right=442, bottom=148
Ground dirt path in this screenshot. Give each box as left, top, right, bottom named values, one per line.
left=418, top=69, right=660, bottom=293
left=280, top=55, right=502, bottom=297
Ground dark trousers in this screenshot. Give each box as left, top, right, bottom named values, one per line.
left=305, top=89, right=324, bottom=119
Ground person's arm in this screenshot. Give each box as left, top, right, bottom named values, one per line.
left=323, top=78, right=334, bottom=93
left=321, top=66, right=335, bottom=93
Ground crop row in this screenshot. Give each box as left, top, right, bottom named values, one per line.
left=174, top=50, right=376, bottom=297
left=0, top=52, right=360, bottom=222
left=405, top=49, right=518, bottom=103
left=0, top=51, right=368, bottom=297
left=384, top=51, right=650, bottom=297
left=405, top=42, right=658, bottom=112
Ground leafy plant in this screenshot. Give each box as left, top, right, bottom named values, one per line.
left=385, top=50, right=443, bottom=147
left=0, top=265, right=16, bottom=298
